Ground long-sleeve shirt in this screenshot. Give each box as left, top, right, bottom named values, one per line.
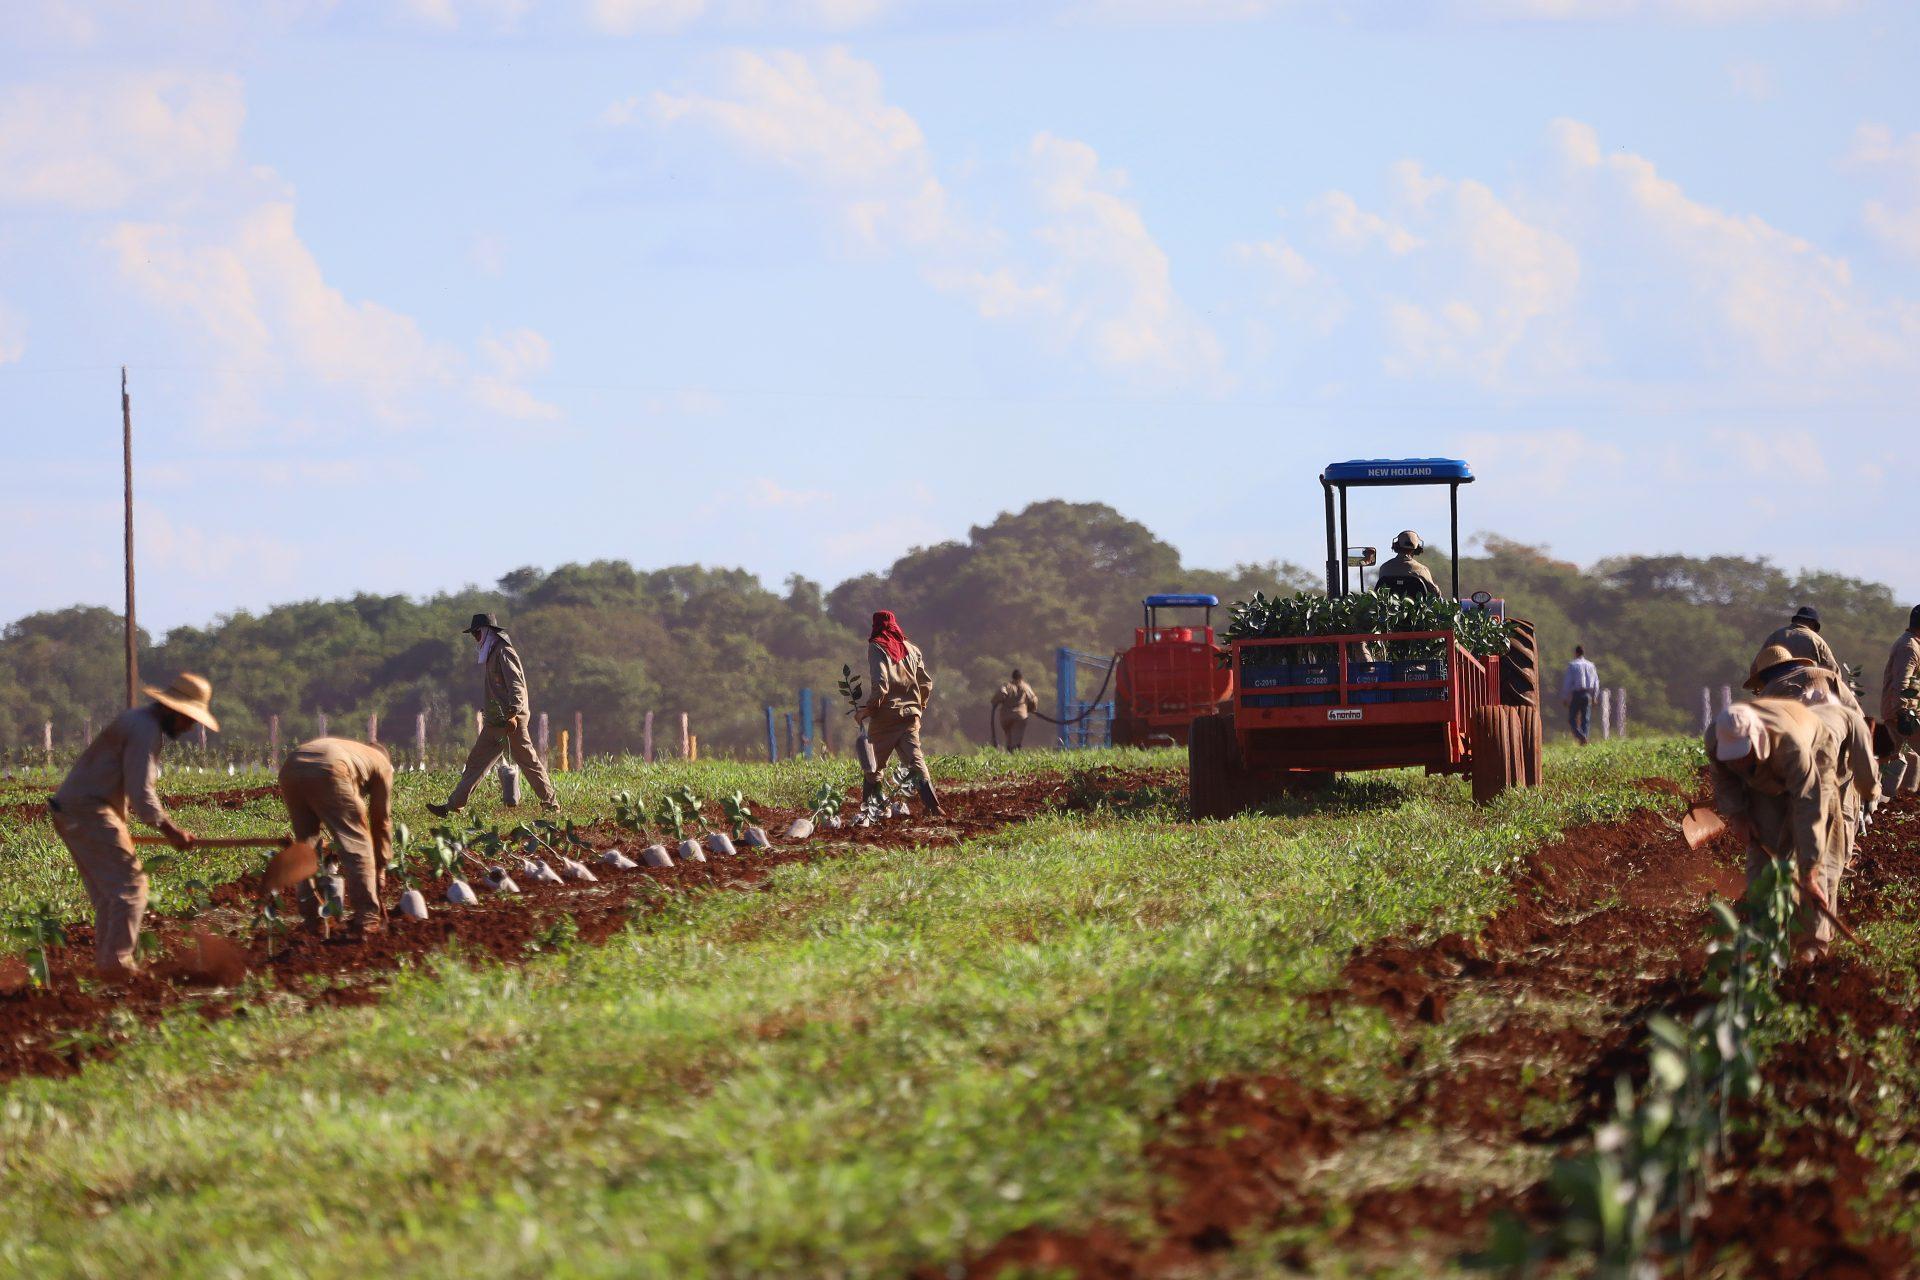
left=53, top=704, right=172, bottom=827
left=282, top=737, right=395, bottom=861
left=1560, top=657, right=1599, bottom=700
left=1763, top=624, right=1841, bottom=677
left=1705, top=697, right=1835, bottom=868
left=867, top=640, right=934, bottom=733
left=1375, top=553, right=1440, bottom=597
left=482, top=633, right=532, bottom=725
left=991, top=680, right=1039, bottom=721
left=1880, top=631, right=1920, bottom=727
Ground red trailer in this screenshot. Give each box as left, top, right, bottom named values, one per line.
left=1187, top=458, right=1542, bottom=816
left=1111, top=594, right=1234, bottom=748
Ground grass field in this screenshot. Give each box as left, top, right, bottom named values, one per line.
left=0, top=740, right=1698, bottom=1278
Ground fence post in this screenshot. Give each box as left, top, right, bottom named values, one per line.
left=270, top=714, right=280, bottom=763
left=643, top=710, right=654, bottom=763
left=680, top=712, right=690, bottom=759
left=82, top=715, right=93, bottom=744
left=1617, top=688, right=1628, bottom=737
left=765, top=707, right=778, bottom=763
left=43, top=719, right=52, bottom=768
left=316, top=711, right=327, bottom=739
left=1701, top=687, right=1712, bottom=731
left=1056, top=647, right=1073, bottom=749
left=473, top=710, right=482, bottom=737
left=799, top=688, right=814, bottom=759
left=785, top=712, right=795, bottom=759
left=537, top=711, right=549, bottom=757
left=368, top=712, right=379, bottom=745
left=573, top=711, right=584, bottom=770
left=415, top=712, right=426, bottom=770
left=558, top=728, right=570, bottom=773
left=1720, top=685, right=1733, bottom=714
left=1600, top=689, right=1613, bottom=740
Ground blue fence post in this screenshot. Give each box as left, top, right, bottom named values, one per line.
left=764, top=706, right=778, bottom=763
left=1056, top=647, right=1074, bottom=749
left=799, top=688, right=814, bottom=759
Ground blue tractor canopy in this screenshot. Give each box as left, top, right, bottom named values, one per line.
left=1320, top=458, right=1475, bottom=599
left=1141, top=593, right=1219, bottom=633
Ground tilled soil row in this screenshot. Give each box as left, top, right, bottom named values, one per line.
left=0, top=771, right=1156, bottom=1087
left=0, top=782, right=280, bottom=829
left=944, top=784, right=1787, bottom=1279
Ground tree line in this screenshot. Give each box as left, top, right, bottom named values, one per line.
left=0, top=501, right=1907, bottom=758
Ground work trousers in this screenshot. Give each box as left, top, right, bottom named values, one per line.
left=868, top=717, right=930, bottom=781
left=279, top=759, right=383, bottom=929
left=999, top=715, right=1029, bottom=751
left=445, top=715, right=557, bottom=809
left=1568, top=691, right=1593, bottom=744
left=50, top=802, right=147, bottom=973
left=1740, top=786, right=1846, bottom=953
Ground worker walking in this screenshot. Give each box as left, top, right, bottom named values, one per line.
left=1560, top=646, right=1600, bottom=744
left=1707, top=699, right=1872, bottom=964
left=1763, top=605, right=1842, bottom=677
left=990, top=669, right=1040, bottom=751
left=1879, top=607, right=1920, bottom=795
left=46, top=674, right=215, bottom=979
left=279, top=737, right=394, bottom=940
left=857, top=610, right=943, bottom=816
left=428, top=614, right=559, bottom=817
left=1375, top=530, right=1441, bottom=598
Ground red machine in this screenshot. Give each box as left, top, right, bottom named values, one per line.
left=1111, top=594, right=1234, bottom=748
left=1188, top=459, right=1541, bottom=816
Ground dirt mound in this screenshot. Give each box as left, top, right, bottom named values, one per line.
left=0, top=771, right=1166, bottom=1087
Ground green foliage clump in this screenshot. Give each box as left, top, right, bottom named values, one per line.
left=1222, top=590, right=1515, bottom=659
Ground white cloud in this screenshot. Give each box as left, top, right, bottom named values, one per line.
left=1846, top=123, right=1920, bottom=262
left=1454, top=427, right=1625, bottom=497
left=589, top=0, right=890, bottom=33
left=0, top=72, right=244, bottom=209
left=1312, top=189, right=1424, bottom=255
left=0, top=302, right=24, bottom=364
left=1464, top=0, right=1856, bottom=18
left=473, top=328, right=561, bottom=421
left=652, top=47, right=1217, bottom=383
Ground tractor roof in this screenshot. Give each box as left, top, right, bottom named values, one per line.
left=1322, top=458, right=1473, bottom=486
left=1144, top=593, right=1219, bottom=608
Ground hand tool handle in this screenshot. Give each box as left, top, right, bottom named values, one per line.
left=132, top=835, right=289, bottom=849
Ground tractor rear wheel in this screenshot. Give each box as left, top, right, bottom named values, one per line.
left=1470, top=705, right=1541, bottom=804
left=1500, top=618, right=1541, bottom=709
left=1189, top=713, right=1244, bottom=819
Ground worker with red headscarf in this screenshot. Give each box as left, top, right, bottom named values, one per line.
left=857, top=610, right=943, bottom=816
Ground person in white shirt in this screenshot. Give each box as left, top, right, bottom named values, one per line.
left=1561, top=646, right=1600, bottom=745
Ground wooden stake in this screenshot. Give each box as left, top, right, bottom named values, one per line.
left=558, top=728, right=570, bottom=773
left=269, top=714, right=280, bottom=762
left=415, top=711, right=426, bottom=767
left=680, top=711, right=690, bottom=759
left=368, top=712, right=379, bottom=744
left=122, top=367, right=138, bottom=709
left=643, top=710, right=654, bottom=764
left=573, top=711, right=583, bottom=770
left=43, top=719, right=52, bottom=768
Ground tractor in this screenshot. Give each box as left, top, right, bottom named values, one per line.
left=1188, top=458, right=1542, bottom=817
left=1111, top=593, right=1235, bottom=748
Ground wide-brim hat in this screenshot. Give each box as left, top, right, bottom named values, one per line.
left=1791, top=605, right=1820, bottom=630
left=1743, top=644, right=1813, bottom=693
left=462, top=612, right=502, bottom=636
left=144, top=672, right=220, bottom=732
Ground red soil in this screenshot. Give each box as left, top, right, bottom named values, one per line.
left=947, top=778, right=1920, bottom=1279
left=0, top=771, right=1165, bottom=1086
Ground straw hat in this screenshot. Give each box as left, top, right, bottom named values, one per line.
left=462, top=612, right=503, bottom=636
left=143, top=672, right=220, bottom=732
left=1743, top=644, right=1813, bottom=693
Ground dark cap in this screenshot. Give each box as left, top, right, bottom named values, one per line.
left=1791, top=605, right=1820, bottom=630
left=463, top=612, right=501, bottom=636
left=1909, top=604, right=1920, bottom=631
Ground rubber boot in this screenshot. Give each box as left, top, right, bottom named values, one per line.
left=859, top=776, right=881, bottom=811
left=915, top=776, right=945, bottom=818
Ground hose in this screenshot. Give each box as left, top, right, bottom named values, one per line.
left=1033, top=653, right=1125, bottom=726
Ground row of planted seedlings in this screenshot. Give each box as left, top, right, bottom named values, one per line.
left=1478, top=852, right=1802, bottom=1277
left=1222, top=590, right=1515, bottom=707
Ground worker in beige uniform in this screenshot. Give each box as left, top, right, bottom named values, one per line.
left=990, top=670, right=1040, bottom=751
left=428, top=613, right=559, bottom=817
left=1374, top=530, right=1441, bottom=598
left=1762, top=605, right=1842, bottom=677
left=857, top=610, right=943, bottom=816
left=1745, top=646, right=1880, bottom=879
left=1707, top=698, right=1871, bottom=963
left=279, top=737, right=394, bottom=939
left=1878, top=606, right=1920, bottom=795
left=47, top=674, right=216, bottom=979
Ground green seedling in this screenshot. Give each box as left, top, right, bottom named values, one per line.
left=838, top=664, right=864, bottom=714
left=658, top=795, right=689, bottom=843
left=721, top=791, right=755, bottom=840
left=672, top=785, right=703, bottom=822
left=5, top=902, right=67, bottom=989
left=251, top=897, right=288, bottom=961
left=611, top=790, right=650, bottom=837
left=134, top=929, right=164, bottom=965
left=807, top=782, right=847, bottom=824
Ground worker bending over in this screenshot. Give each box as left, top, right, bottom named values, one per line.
left=991, top=669, right=1039, bottom=751
left=429, top=613, right=559, bottom=817
left=1763, top=605, right=1842, bottom=677
left=1707, top=699, right=1874, bottom=964
left=1879, top=606, right=1920, bottom=794
left=1745, top=646, right=1880, bottom=878
left=857, top=610, right=943, bottom=816
left=1744, top=643, right=1861, bottom=715
left=279, top=737, right=394, bottom=940
left=1375, top=530, right=1441, bottom=598
left=47, top=674, right=215, bottom=979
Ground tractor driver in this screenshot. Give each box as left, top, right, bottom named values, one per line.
left=1375, top=530, right=1441, bottom=598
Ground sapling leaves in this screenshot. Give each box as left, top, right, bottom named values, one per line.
left=839, top=664, right=864, bottom=714
left=721, top=791, right=755, bottom=839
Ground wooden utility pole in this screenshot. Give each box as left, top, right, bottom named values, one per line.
left=122, top=367, right=138, bottom=707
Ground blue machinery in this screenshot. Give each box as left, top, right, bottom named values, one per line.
left=1055, top=648, right=1116, bottom=749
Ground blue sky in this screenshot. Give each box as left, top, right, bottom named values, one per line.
left=2, top=0, right=1916, bottom=632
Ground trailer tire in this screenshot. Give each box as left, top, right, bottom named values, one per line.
left=1189, top=713, right=1243, bottom=819
left=1471, top=705, right=1539, bottom=805
left=1500, top=618, right=1541, bottom=709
